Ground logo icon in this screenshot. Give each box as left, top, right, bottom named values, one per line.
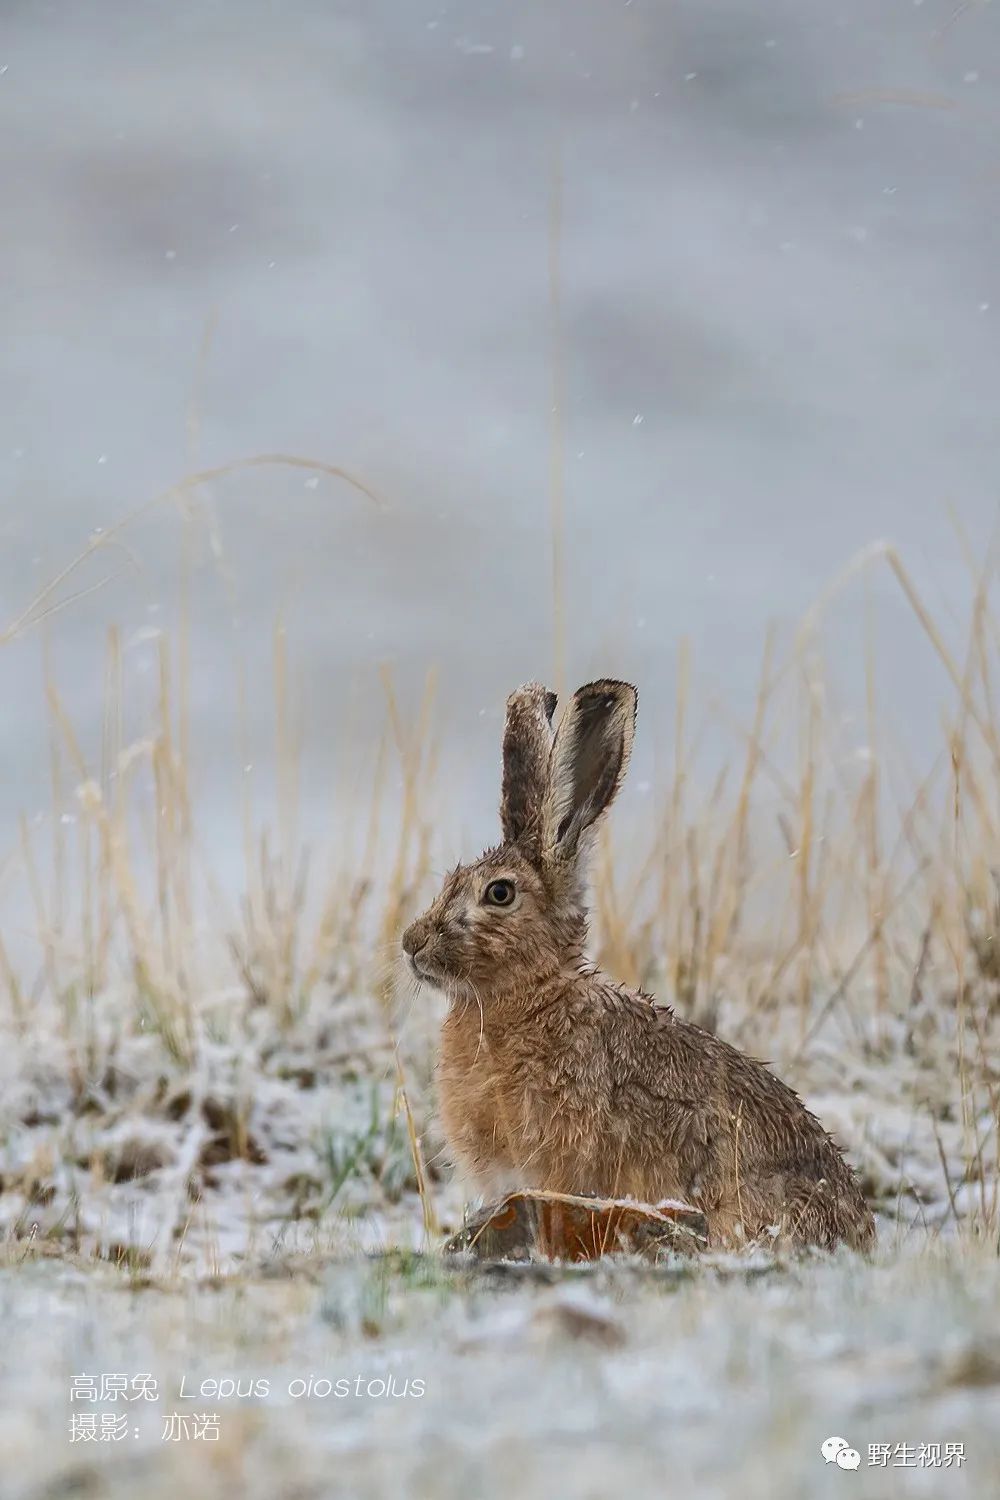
left=822, top=1436, right=861, bottom=1470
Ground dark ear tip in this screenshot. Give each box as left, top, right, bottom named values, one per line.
left=574, top=679, right=638, bottom=715
left=543, top=690, right=557, bottom=723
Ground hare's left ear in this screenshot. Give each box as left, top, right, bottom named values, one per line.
left=542, top=680, right=637, bottom=866
left=500, top=682, right=557, bottom=850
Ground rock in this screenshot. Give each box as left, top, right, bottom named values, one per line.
left=532, top=1287, right=628, bottom=1348
left=444, top=1190, right=708, bottom=1262
left=456, top=1285, right=628, bottom=1352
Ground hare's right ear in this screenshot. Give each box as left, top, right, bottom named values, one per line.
left=542, top=680, right=637, bottom=870
left=500, top=681, right=557, bottom=850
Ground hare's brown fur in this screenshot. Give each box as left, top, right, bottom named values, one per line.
left=403, top=680, right=875, bottom=1252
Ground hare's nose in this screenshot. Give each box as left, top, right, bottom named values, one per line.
left=401, top=921, right=428, bottom=957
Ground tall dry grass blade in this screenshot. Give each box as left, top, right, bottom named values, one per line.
left=1, top=453, right=383, bottom=647
left=548, top=144, right=567, bottom=699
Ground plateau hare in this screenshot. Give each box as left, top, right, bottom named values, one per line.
left=402, top=680, right=875, bottom=1252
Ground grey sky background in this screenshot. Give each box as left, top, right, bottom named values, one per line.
left=2, top=0, right=999, bottom=889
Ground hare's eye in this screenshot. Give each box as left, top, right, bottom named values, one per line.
left=483, top=878, right=516, bottom=908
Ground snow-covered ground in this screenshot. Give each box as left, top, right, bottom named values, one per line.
left=3, top=1243, right=998, bottom=1499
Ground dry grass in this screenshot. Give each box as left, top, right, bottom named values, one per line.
left=1, top=486, right=999, bottom=1272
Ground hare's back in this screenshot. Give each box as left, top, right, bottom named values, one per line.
left=673, top=1012, right=868, bottom=1200
left=590, top=985, right=873, bottom=1247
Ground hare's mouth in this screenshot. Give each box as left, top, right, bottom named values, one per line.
left=408, top=951, right=437, bottom=983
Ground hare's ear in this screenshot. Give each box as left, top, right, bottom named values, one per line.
left=500, top=682, right=557, bottom=849
left=542, top=680, right=637, bottom=866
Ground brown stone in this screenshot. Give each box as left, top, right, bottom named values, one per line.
left=445, top=1190, right=708, bottom=1262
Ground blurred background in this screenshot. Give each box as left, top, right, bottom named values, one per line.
left=2, top=0, right=1000, bottom=883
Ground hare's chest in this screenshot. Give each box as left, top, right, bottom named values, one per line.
left=437, top=1015, right=530, bottom=1188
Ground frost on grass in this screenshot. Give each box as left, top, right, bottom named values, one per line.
left=0, top=981, right=453, bottom=1276
left=3, top=555, right=1000, bottom=1277
left=1, top=936, right=997, bottom=1276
